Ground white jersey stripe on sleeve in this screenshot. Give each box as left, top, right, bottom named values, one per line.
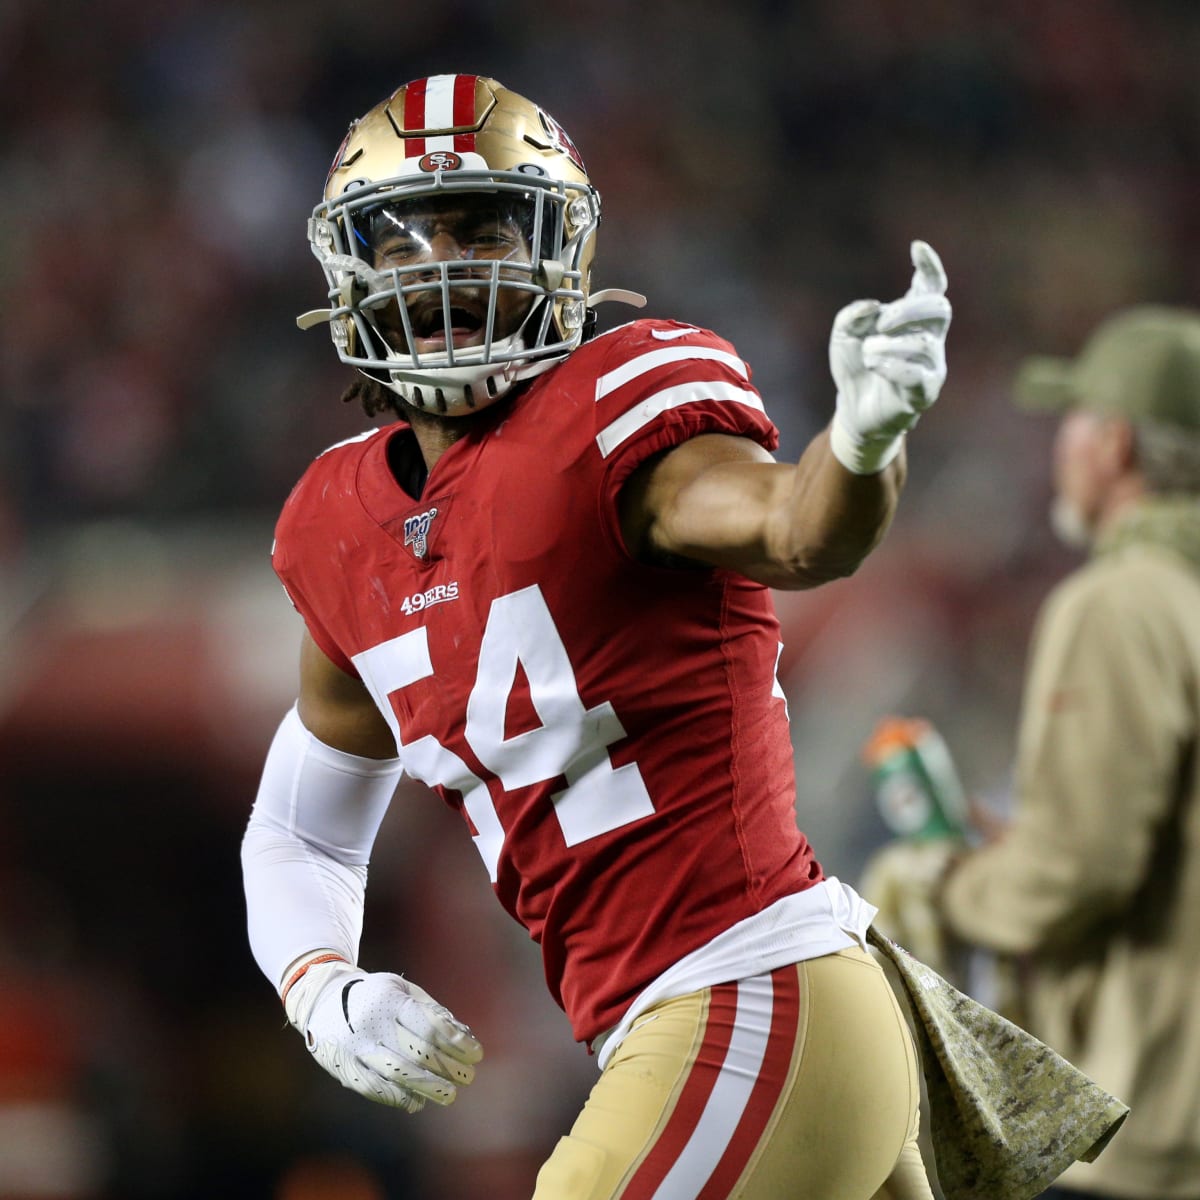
left=594, top=346, right=749, bottom=402
left=595, top=381, right=765, bottom=458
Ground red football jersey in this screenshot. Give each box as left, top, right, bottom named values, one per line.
left=273, top=319, right=824, bottom=1043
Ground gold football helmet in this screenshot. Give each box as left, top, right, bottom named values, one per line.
left=299, top=74, right=643, bottom=415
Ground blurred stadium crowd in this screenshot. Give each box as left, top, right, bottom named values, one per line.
left=2, top=1, right=1199, bottom=1196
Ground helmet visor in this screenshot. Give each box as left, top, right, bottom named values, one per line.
left=357, top=192, right=541, bottom=270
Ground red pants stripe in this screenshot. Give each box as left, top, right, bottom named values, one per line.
left=533, top=948, right=933, bottom=1199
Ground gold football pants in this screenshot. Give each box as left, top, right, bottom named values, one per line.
left=534, top=947, right=934, bottom=1200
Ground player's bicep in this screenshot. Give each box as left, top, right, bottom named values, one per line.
left=298, top=630, right=399, bottom=760
left=619, top=434, right=793, bottom=576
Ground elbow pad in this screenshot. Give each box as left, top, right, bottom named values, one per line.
left=241, top=704, right=404, bottom=991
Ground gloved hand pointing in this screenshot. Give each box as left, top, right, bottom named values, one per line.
left=829, top=240, right=951, bottom=474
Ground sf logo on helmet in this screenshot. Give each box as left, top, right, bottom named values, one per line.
left=419, top=151, right=463, bottom=172
left=537, top=110, right=585, bottom=171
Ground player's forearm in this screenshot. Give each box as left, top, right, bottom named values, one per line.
left=764, top=427, right=905, bottom=589
left=762, top=238, right=946, bottom=586
left=241, top=704, right=402, bottom=989
left=242, top=817, right=368, bottom=987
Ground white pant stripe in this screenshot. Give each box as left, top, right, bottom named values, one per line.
left=652, top=974, right=775, bottom=1198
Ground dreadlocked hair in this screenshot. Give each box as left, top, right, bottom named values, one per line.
left=341, top=374, right=402, bottom=418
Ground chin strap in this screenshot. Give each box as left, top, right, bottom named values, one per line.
left=386, top=347, right=567, bottom=415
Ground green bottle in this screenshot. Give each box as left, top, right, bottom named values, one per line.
left=862, top=717, right=968, bottom=841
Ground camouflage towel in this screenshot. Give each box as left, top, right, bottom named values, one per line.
left=868, top=929, right=1129, bottom=1200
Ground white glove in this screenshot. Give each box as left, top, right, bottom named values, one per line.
left=829, top=240, right=951, bottom=474
left=283, top=956, right=483, bottom=1112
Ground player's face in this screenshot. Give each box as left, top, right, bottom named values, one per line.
left=367, top=194, right=536, bottom=355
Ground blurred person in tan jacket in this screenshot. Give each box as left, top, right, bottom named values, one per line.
left=940, top=307, right=1200, bottom=1200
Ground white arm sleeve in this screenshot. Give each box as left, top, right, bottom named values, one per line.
left=241, top=704, right=404, bottom=992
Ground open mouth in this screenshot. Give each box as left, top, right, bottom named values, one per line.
left=409, top=301, right=487, bottom=351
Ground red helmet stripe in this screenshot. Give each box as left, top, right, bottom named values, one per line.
left=453, top=73, right=478, bottom=154
left=403, top=77, right=429, bottom=159
left=452, top=74, right=478, bottom=125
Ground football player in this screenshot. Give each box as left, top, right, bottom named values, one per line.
left=242, top=74, right=950, bottom=1199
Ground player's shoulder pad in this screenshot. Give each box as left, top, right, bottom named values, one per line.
left=582, top=318, right=753, bottom=408
left=300, top=425, right=387, bottom=481
left=277, top=425, right=388, bottom=530
left=574, top=318, right=770, bottom=462
left=315, top=425, right=389, bottom=461
left=586, top=317, right=744, bottom=365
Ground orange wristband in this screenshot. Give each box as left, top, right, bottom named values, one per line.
left=280, top=952, right=348, bottom=1007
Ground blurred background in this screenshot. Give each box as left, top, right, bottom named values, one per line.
left=2, top=0, right=1198, bottom=1195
